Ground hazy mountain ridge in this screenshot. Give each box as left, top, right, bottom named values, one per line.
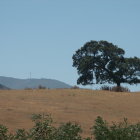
left=0, top=83, right=10, bottom=90
left=0, top=76, right=71, bottom=89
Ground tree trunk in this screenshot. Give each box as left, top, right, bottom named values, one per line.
left=116, top=83, right=121, bottom=92
left=117, top=83, right=121, bottom=87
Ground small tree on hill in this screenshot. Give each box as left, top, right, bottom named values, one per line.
left=72, top=40, right=140, bottom=88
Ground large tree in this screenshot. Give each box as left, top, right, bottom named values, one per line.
left=72, top=40, right=140, bottom=87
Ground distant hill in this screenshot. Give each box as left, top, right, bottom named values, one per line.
left=0, top=76, right=71, bottom=89
left=0, top=83, right=10, bottom=90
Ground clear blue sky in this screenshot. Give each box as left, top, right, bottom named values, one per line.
left=0, top=0, right=140, bottom=91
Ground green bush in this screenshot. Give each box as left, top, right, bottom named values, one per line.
left=14, top=129, right=30, bottom=140
left=54, top=122, right=82, bottom=140
left=100, top=85, right=130, bottom=92
left=111, top=86, right=130, bottom=92
left=92, top=116, right=140, bottom=140
left=0, top=124, right=9, bottom=140
left=0, top=114, right=140, bottom=140
left=30, top=114, right=55, bottom=140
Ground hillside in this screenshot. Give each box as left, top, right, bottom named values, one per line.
left=0, top=89, right=140, bottom=137
left=0, top=76, right=71, bottom=89
left=0, top=84, right=10, bottom=89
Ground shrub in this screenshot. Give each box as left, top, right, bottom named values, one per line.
left=14, top=129, right=30, bottom=140
left=100, top=85, right=130, bottom=92
left=100, top=85, right=111, bottom=91
left=30, top=114, right=55, bottom=140
left=0, top=124, right=8, bottom=140
left=1, top=114, right=140, bottom=140
left=24, top=88, right=33, bottom=90
left=71, top=85, right=80, bottom=89
left=111, top=86, right=130, bottom=92
left=92, top=116, right=140, bottom=140
left=38, top=85, right=46, bottom=89
left=55, top=122, right=82, bottom=140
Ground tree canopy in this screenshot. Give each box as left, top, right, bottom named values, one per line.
left=72, top=40, right=140, bottom=87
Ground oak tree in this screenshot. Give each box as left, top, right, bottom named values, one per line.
left=72, top=40, right=140, bottom=87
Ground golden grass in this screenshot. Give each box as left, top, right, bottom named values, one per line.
left=0, top=89, right=140, bottom=136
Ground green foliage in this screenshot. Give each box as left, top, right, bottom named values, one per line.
left=0, top=124, right=8, bottom=140
left=92, top=116, right=140, bottom=140
left=14, top=129, right=30, bottom=140
left=100, top=85, right=130, bottom=92
left=111, top=86, right=130, bottom=92
left=54, top=122, right=82, bottom=140
left=1, top=114, right=140, bottom=140
left=72, top=40, right=140, bottom=87
left=30, top=114, right=55, bottom=140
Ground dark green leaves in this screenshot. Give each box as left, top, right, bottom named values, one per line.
left=92, top=116, right=140, bottom=140
left=1, top=114, right=140, bottom=140
left=72, top=40, right=140, bottom=87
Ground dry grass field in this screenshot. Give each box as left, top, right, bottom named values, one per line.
left=0, top=89, right=140, bottom=137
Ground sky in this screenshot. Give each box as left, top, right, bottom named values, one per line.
left=0, top=0, right=140, bottom=91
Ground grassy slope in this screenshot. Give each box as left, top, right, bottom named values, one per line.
left=0, top=89, right=140, bottom=136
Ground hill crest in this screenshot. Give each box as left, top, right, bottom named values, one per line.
left=0, top=76, right=71, bottom=89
